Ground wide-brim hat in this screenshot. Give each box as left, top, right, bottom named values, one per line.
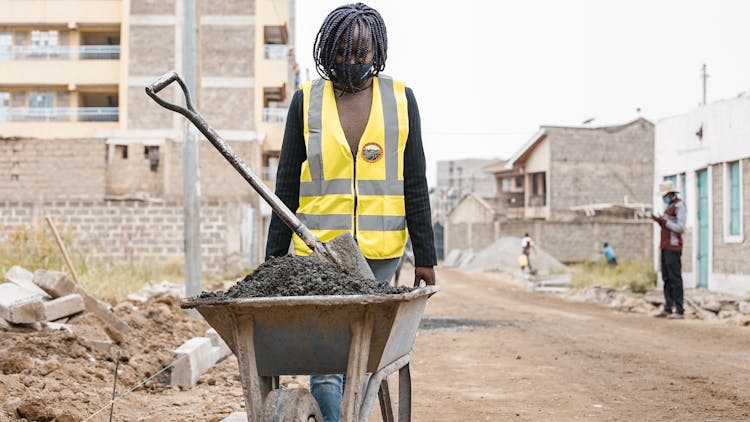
left=659, top=181, right=679, bottom=197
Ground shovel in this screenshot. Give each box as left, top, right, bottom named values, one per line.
left=145, top=70, right=375, bottom=279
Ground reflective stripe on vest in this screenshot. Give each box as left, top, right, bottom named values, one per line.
left=293, top=75, right=409, bottom=260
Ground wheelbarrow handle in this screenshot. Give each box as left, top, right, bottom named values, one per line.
left=144, top=71, right=323, bottom=253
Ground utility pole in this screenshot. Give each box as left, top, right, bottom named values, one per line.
left=183, top=0, right=202, bottom=299
left=700, top=63, right=709, bottom=106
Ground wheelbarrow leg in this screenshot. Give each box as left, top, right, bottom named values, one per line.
left=341, top=311, right=374, bottom=422
left=231, top=315, right=264, bottom=422
left=398, top=363, right=411, bottom=422
left=377, top=380, right=395, bottom=422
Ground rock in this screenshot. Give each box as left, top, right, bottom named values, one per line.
left=37, top=357, right=60, bottom=376
left=4, top=266, right=51, bottom=299
left=701, top=301, right=722, bottom=313
left=738, top=302, right=750, bottom=315
left=3, top=397, right=20, bottom=415
left=718, top=310, right=739, bottom=319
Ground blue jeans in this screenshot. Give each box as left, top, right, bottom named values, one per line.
left=310, top=257, right=399, bottom=422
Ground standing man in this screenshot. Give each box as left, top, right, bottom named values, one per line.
left=520, top=233, right=534, bottom=273
left=651, top=181, right=686, bottom=319
left=264, top=3, right=436, bottom=421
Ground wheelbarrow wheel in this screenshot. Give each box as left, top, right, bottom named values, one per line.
left=262, top=388, right=323, bottom=422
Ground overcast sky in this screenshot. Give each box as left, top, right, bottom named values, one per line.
left=294, top=0, right=750, bottom=186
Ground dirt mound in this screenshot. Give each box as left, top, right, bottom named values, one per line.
left=200, top=255, right=412, bottom=299
left=459, top=237, right=568, bottom=275
left=0, top=296, right=205, bottom=421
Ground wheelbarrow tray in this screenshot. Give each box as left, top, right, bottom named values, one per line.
left=181, top=286, right=438, bottom=376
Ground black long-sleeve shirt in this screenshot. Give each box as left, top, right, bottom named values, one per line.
left=264, top=85, right=437, bottom=267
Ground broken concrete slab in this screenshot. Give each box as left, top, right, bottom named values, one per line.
left=44, top=322, right=75, bottom=334
left=0, top=317, right=9, bottom=329
left=205, top=328, right=232, bottom=357
left=739, top=302, right=750, bottom=315
left=0, top=283, right=46, bottom=323
left=43, top=294, right=85, bottom=321
left=171, top=337, right=213, bottom=387
left=5, top=266, right=51, bottom=299
left=33, top=270, right=128, bottom=334
left=33, top=270, right=76, bottom=298
left=221, top=412, right=248, bottom=422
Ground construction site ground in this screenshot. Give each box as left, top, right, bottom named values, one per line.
left=3, top=266, right=749, bottom=421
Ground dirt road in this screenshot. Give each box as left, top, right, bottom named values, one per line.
left=121, top=267, right=750, bottom=421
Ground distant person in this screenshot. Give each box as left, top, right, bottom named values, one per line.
left=520, top=233, right=535, bottom=273
left=603, top=242, right=617, bottom=267
left=651, top=181, right=686, bottom=319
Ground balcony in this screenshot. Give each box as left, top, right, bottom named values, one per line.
left=0, top=0, right=122, bottom=25
left=0, top=45, right=120, bottom=61
left=0, top=107, right=119, bottom=137
left=4, top=107, right=118, bottom=122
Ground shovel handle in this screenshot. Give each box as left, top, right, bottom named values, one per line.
left=145, top=71, right=322, bottom=251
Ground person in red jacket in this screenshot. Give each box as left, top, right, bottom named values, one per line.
left=651, top=181, right=687, bottom=319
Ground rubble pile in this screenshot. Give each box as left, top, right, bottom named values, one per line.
left=0, top=265, right=207, bottom=421
left=568, top=285, right=750, bottom=326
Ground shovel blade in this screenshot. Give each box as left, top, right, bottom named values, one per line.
left=311, top=232, right=375, bottom=280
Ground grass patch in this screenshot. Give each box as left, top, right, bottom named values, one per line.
left=571, top=260, right=657, bottom=294
left=0, top=223, right=194, bottom=302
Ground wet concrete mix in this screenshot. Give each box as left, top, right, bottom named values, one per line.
left=200, top=255, right=413, bottom=299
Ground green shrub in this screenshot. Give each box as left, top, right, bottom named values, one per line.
left=571, top=260, right=656, bottom=294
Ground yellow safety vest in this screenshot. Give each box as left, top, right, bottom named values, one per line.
left=292, top=75, right=409, bottom=259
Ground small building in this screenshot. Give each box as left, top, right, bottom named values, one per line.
left=655, top=93, right=750, bottom=296
left=479, top=118, right=654, bottom=263
left=445, top=193, right=505, bottom=253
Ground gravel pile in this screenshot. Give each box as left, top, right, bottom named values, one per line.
left=200, top=255, right=413, bottom=299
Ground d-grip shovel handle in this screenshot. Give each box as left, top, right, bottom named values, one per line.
left=145, top=70, right=323, bottom=253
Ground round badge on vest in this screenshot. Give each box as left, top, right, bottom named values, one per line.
left=361, top=142, right=383, bottom=163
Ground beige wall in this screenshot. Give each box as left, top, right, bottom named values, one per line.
left=0, top=0, right=122, bottom=24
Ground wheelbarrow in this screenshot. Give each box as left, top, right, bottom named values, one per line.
left=182, top=285, right=439, bottom=422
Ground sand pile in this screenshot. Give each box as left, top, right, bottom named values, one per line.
left=456, top=237, right=568, bottom=275
left=200, top=255, right=412, bottom=299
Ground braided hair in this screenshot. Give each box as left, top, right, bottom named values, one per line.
left=313, top=3, right=388, bottom=91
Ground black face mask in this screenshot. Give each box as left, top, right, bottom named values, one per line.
left=331, top=62, right=374, bottom=86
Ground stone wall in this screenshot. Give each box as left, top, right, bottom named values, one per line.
left=711, top=159, right=750, bottom=274
left=0, top=138, right=107, bottom=201
left=0, top=200, right=264, bottom=274
left=548, top=120, right=654, bottom=220
left=500, top=219, right=653, bottom=263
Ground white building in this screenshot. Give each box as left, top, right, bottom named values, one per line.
left=655, top=92, right=750, bottom=296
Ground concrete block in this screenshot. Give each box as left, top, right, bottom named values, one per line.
left=0, top=283, right=45, bottom=323
left=205, top=328, right=232, bottom=358
left=0, top=318, right=9, bottom=329
left=221, top=412, right=248, bottom=422
left=43, top=294, right=85, bottom=321
left=4, top=266, right=51, bottom=299
left=739, top=301, right=750, bottom=315
left=33, top=270, right=76, bottom=298
left=171, top=337, right=213, bottom=387
left=34, top=270, right=128, bottom=334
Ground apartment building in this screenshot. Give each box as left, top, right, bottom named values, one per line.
left=0, top=0, right=297, bottom=271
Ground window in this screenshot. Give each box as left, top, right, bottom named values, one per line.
left=0, top=31, right=11, bottom=61
left=529, top=172, right=546, bottom=207
left=115, top=145, right=128, bottom=159
left=29, top=91, right=53, bottom=109
left=30, top=30, right=58, bottom=47
left=0, top=92, right=8, bottom=122
left=515, top=176, right=523, bottom=188
left=723, top=161, right=743, bottom=241
left=679, top=173, right=687, bottom=205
